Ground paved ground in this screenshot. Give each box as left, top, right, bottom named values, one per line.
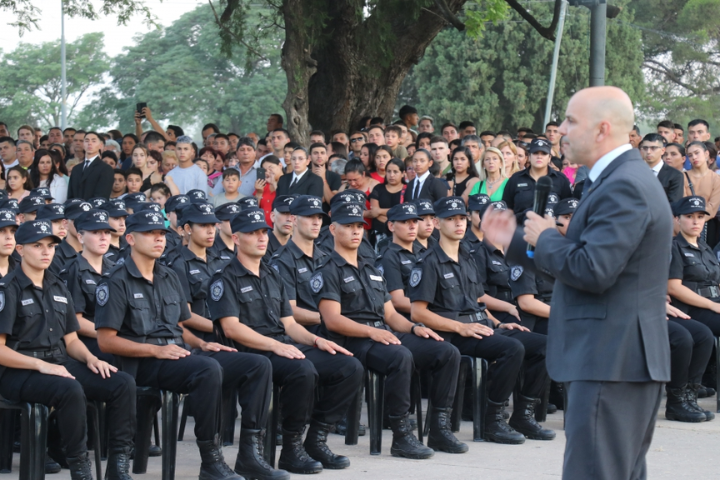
left=3, top=396, right=718, bottom=480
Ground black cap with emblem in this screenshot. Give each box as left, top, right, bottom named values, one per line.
left=105, top=199, right=129, bottom=218
left=674, top=195, right=710, bottom=216
left=30, top=187, right=53, bottom=200
left=0, top=198, right=19, bottom=214
left=272, top=195, right=296, bottom=213
left=138, top=202, right=167, bottom=219
left=187, top=189, right=208, bottom=204
left=553, top=198, right=579, bottom=217
left=433, top=196, right=467, bottom=218
left=330, top=190, right=367, bottom=208
left=165, top=195, right=191, bottom=213
left=387, top=203, right=422, bottom=222
left=231, top=207, right=271, bottom=233
left=0, top=208, right=18, bottom=229
left=411, top=199, right=435, bottom=216
left=19, top=195, right=46, bottom=214
left=15, top=219, right=61, bottom=245
left=238, top=197, right=260, bottom=210
left=64, top=200, right=93, bottom=220
left=215, top=202, right=241, bottom=221
left=125, top=211, right=170, bottom=233
left=528, top=138, right=552, bottom=154
left=36, top=203, right=66, bottom=221
left=178, top=203, right=219, bottom=227
left=468, top=194, right=491, bottom=213
left=89, top=197, right=108, bottom=209
left=290, top=195, right=327, bottom=217
left=75, top=209, right=116, bottom=232
left=330, top=202, right=366, bottom=225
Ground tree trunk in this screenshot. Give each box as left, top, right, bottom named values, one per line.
left=280, top=0, right=465, bottom=140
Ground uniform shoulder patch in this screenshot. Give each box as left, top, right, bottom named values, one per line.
left=510, top=266, right=524, bottom=281
left=310, top=273, right=324, bottom=293
left=96, top=284, right=109, bottom=306
left=409, top=268, right=422, bottom=287
left=210, top=279, right=224, bottom=301
left=377, top=264, right=384, bottom=276
left=271, top=263, right=280, bottom=273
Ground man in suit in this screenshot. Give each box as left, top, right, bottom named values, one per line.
left=276, top=146, right=324, bottom=198
left=484, top=86, right=671, bottom=480
left=67, top=131, right=115, bottom=200
left=404, top=149, right=448, bottom=203
left=640, top=133, right=684, bottom=202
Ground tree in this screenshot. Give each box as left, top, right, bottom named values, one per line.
left=76, top=5, right=286, bottom=135
left=0, top=32, right=109, bottom=130
left=399, top=0, right=644, bottom=132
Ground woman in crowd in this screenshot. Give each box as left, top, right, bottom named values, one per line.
left=339, top=159, right=377, bottom=231
left=446, top=146, right=479, bottom=201
left=369, top=145, right=392, bottom=183
left=513, top=141, right=529, bottom=171
left=30, top=149, right=68, bottom=203
left=194, top=159, right=210, bottom=176
left=359, top=142, right=378, bottom=171
left=369, top=157, right=406, bottom=238
left=199, top=146, right=225, bottom=192
left=131, top=144, right=162, bottom=192
left=255, top=155, right=283, bottom=224
left=469, top=147, right=508, bottom=202
left=102, top=151, right=119, bottom=169
left=5, top=165, right=32, bottom=200
left=684, top=141, right=720, bottom=243
left=665, top=143, right=686, bottom=172
left=120, top=133, right=138, bottom=166
left=500, top=141, right=521, bottom=177
left=50, top=144, right=70, bottom=182
left=161, top=150, right=179, bottom=174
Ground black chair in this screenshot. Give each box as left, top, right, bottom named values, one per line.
left=133, top=387, right=179, bottom=480
left=450, top=356, right=488, bottom=441
left=263, top=384, right=281, bottom=467
left=715, top=337, right=720, bottom=413
left=178, top=389, right=238, bottom=445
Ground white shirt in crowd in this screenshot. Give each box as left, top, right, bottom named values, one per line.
left=166, top=164, right=208, bottom=194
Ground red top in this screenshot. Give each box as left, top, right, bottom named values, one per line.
left=256, top=184, right=275, bottom=227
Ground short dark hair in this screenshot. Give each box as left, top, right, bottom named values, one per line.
left=285, top=141, right=301, bottom=151
left=344, top=158, right=366, bottom=176
left=310, top=130, right=326, bottom=142
left=385, top=125, right=403, bottom=137
left=228, top=132, right=239, bottom=139
left=632, top=125, right=641, bottom=135
left=429, top=135, right=448, bottom=145
left=479, top=130, right=495, bottom=137
left=398, top=105, right=417, bottom=119
left=0, top=136, right=14, bottom=146
left=260, top=155, right=281, bottom=167
left=330, top=129, right=347, bottom=139
left=63, top=127, right=76, bottom=134
left=367, top=125, right=384, bottom=135
left=657, top=120, right=675, bottom=130
left=673, top=123, right=684, bottom=131
left=545, top=121, right=559, bottom=128
left=85, top=131, right=105, bottom=145
left=330, top=142, right=348, bottom=158
left=144, top=131, right=165, bottom=145
left=458, top=121, right=475, bottom=130
left=202, top=123, right=220, bottom=134
left=517, top=127, right=534, bottom=134
left=150, top=183, right=171, bottom=197
left=641, top=133, right=667, bottom=146
left=48, top=126, right=62, bottom=134
left=441, top=122, right=457, bottom=133
left=272, top=128, right=290, bottom=139
left=114, top=168, right=125, bottom=177
left=222, top=169, right=240, bottom=180
left=126, top=167, right=143, bottom=179
left=215, top=133, right=230, bottom=143
left=270, top=113, right=284, bottom=125
left=101, top=151, right=118, bottom=163
left=236, top=137, right=256, bottom=150
left=688, top=119, right=710, bottom=130
left=309, top=142, right=326, bottom=155
left=370, top=117, right=384, bottom=126
left=167, top=125, right=184, bottom=137
left=666, top=142, right=685, bottom=156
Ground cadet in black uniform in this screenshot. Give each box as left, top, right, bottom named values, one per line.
left=314, top=202, right=466, bottom=458
left=163, top=195, right=191, bottom=251
left=123, top=193, right=148, bottom=214
left=105, top=199, right=129, bottom=263
left=50, top=201, right=93, bottom=275
left=411, top=199, right=437, bottom=254
left=208, top=207, right=363, bottom=474
left=89, top=197, right=108, bottom=209
left=60, top=209, right=117, bottom=363
left=317, top=191, right=376, bottom=262
left=409, top=197, right=554, bottom=444
left=502, top=138, right=572, bottom=221
left=95, top=212, right=242, bottom=480
left=0, top=219, right=136, bottom=480
left=165, top=203, right=286, bottom=480
left=266, top=195, right=295, bottom=259
left=270, top=196, right=329, bottom=335
left=0, top=209, right=18, bottom=278
left=665, top=196, right=720, bottom=420
left=36, top=203, right=68, bottom=241
left=18, top=195, right=46, bottom=223
left=463, top=194, right=490, bottom=248
left=210, top=203, right=239, bottom=264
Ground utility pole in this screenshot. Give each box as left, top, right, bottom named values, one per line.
left=588, top=0, right=607, bottom=86
left=61, top=0, right=67, bottom=129
left=544, top=0, right=568, bottom=128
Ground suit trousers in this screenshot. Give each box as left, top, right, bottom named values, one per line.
left=667, top=318, right=714, bottom=388
left=563, top=381, right=663, bottom=480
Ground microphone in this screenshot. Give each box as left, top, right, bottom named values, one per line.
left=526, top=176, right=553, bottom=259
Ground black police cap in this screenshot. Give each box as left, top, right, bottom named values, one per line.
left=75, top=209, right=116, bottom=232
left=0, top=198, right=19, bottom=213
left=178, top=203, right=219, bottom=227
left=528, top=138, right=552, bottom=154
left=89, top=197, right=108, bottom=209
left=0, top=209, right=18, bottom=229
left=64, top=198, right=84, bottom=208
left=138, top=202, right=166, bottom=218
left=674, top=195, right=710, bottom=216
left=554, top=198, right=579, bottom=216
left=187, top=189, right=208, bottom=204
left=30, top=187, right=53, bottom=200
left=36, top=203, right=65, bottom=221
left=124, top=192, right=147, bottom=205
left=165, top=195, right=191, bottom=213
left=330, top=202, right=366, bottom=225
left=0, top=190, right=8, bottom=202
left=331, top=190, right=367, bottom=208
left=105, top=199, right=129, bottom=218
left=387, top=203, right=422, bottom=222
left=289, top=195, right=326, bottom=217
left=230, top=207, right=271, bottom=233
left=215, top=203, right=241, bottom=221
left=272, top=195, right=296, bottom=213
left=15, top=219, right=61, bottom=245
left=238, top=197, right=260, bottom=210
left=125, top=211, right=170, bottom=234
left=467, top=194, right=491, bottom=213
left=433, top=196, right=467, bottom=218
left=411, top=199, right=435, bottom=216
left=19, top=196, right=46, bottom=214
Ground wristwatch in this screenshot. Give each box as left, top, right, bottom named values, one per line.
left=410, top=323, right=426, bottom=335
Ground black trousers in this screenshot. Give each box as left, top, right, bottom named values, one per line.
left=667, top=318, right=714, bottom=388
left=197, top=350, right=272, bottom=430
left=687, top=306, right=720, bottom=336
left=344, top=332, right=460, bottom=417
left=0, top=359, right=135, bottom=458
left=450, top=328, right=547, bottom=402
left=263, top=344, right=363, bottom=433
left=135, top=354, right=222, bottom=442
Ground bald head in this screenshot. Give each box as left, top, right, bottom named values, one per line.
left=559, top=86, right=636, bottom=168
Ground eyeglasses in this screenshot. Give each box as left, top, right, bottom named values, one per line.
left=640, top=146, right=662, bottom=152
left=350, top=137, right=364, bottom=143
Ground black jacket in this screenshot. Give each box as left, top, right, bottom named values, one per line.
left=276, top=170, right=324, bottom=197
left=404, top=174, right=449, bottom=203
left=656, top=162, right=684, bottom=203
left=67, top=156, right=114, bottom=200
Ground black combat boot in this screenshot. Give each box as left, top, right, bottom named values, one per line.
left=687, top=384, right=715, bottom=421
left=388, top=413, right=434, bottom=459
left=665, top=386, right=706, bottom=423
left=427, top=408, right=468, bottom=453
left=483, top=399, right=525, bottom=444
left=66, top=452, right=93, bottom=480
left=197, top=435, right=244, bottom=480
left=106, top=447, right=133, bottom=480
left=277, top=429, right=323, bottom=474
left=233, top=429, right=289, bottom=480
left=304, top=420, right=350, bottom=469
left=45, top=454, right=62, bottom=474
left=508, top=395, right=556, bottom=440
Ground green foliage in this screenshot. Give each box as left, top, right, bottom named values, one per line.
left=399, top=0, right=644, bottom=132
left=465, top=0, right=510, bottom=37
left=0, top=32, right=109, bottom=130
left=76, top=4, right=287, bottom=136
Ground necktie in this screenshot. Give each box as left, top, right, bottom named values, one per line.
left=582, top=178, right=592, bottom=198
left=83, top=160, right=91, bottom=171
left=413, top=180, right=420, bottom=200
left=290, top=177, right=297, bottom=189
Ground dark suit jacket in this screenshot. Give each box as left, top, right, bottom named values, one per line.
left=67, top=157, right=114, bottom=200
left=656, top=162, right=684, bottom=202
left=509, top=148, right=671, bottom=383
left=276, top=170, right=324, bottom=198
left=404, top=175, right=449, bottom=203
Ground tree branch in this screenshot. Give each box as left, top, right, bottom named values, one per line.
left=208, top=0, right=269, bottom=60
left=432, top=0, right=465, bottom=31
left=505, top=0, right=561, bottom=41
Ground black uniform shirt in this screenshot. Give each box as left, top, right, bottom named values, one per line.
left=207, top=257, right=293, bottom=340
left=94, top=256, right=189, bottom=339
left=502, top=168, right=572, bottom=218
left=316, top=225, right=376, bottom=263
left=376, top=242, right=417, bottom=295
left=105, top=237, right=128, bottom=263
left=271, top=239, right=329, bottom=313
left=166, top=246, right=226, bottom=342
left=471, top=239, right=512, bottom=302
left=413, top=236, right=437, bottom=256
left=208, top=233, right=235, bottom=265
left=60, top=255, right=115, bottom=322
left=0, top=255, right=18, bottom=279
left=408, top=242, right=484, bottom=319
left=265, top=230, right=284, bottom=261
left=509, top=264, right=554, bottom=303
left=669, top=234, right=720, bottom=285
left=0, top=267, right=79, bottom=354
left=312, top=250, right=391, bottom=325
left=49, top=239, right=79, bottom=275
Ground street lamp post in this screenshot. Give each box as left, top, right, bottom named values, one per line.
left=61, top=0, right=67, bottom=129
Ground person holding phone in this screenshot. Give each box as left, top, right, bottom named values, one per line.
left=255, top=155, right=283, bottom=226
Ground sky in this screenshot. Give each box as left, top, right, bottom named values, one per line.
left=1, top=0, right=203, bottom=57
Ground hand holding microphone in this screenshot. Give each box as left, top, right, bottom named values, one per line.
left=525, top=176, right=554, bottom=258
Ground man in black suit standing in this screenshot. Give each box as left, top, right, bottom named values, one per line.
left=67, top=131, right=115, bottom=200
left=485, top=86, right=671, bottom=480
left=640, top=133, right=684, bottom=202
left=404, top=149, right=448, bottom=203
left=276, top=146, right=324, bottom=198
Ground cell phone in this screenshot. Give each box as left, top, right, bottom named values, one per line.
left=256, top=167, right=266, bottom=181
left=136, top=102, right=147, bottom=118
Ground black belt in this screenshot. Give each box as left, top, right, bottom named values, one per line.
left=457, top=311, right=488, bottom=324
left=17, top=347, right=63, bottom=358
left=145, top=337, right=184, bottom=346
left=697, top=285, right=720, bottom=299
left=362, top=320, right=387, bottom=329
